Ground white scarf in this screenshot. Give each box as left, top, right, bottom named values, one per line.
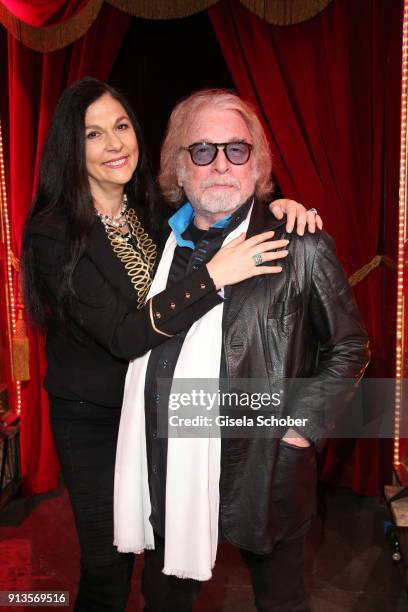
left=114, top=206, right=252, bottom=580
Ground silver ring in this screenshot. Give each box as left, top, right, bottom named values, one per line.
left=252, top=253, right=263, bottom=267
left=309, top=208, right=318, bottom=216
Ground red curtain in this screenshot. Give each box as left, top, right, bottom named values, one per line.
left=209, top=0, right=402, bottom=495
left=5, top=2, right=131, bottom=494
left=0, top=0, right=91, bottom=26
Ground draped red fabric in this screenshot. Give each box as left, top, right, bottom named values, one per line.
left=209, top=0, right=402, bottom=495
left=5, top=2, right=131, bottom=494
left=1, top=0, right=91, bottom=27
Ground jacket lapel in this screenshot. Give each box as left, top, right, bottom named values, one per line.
left=86, top=219, right=140, bottom=303
left=223, top=202, right=286, bottom=329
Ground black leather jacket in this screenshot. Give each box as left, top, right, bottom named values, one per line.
left=219, top=203, right=370, bottom=554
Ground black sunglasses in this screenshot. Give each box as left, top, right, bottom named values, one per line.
left=183, top=141, right=253, bottom=166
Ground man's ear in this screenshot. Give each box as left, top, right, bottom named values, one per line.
left=176, top=162, right=184, bottom=187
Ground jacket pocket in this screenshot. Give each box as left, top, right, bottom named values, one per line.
left=271, top=440, right=317, bottom=539
left=267, top=292, right=302, bottom=319
left=279, top=439, right=312, bottom=451
left=265, top=294, right=303, bottom=375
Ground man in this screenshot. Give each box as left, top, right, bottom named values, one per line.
left=114, top=89, right=369, bottom=611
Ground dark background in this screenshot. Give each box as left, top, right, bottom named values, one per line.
left=109, top=12, right=234, bottom=175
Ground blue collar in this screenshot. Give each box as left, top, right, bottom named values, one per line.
left=168, top=202, right=232, bottom=249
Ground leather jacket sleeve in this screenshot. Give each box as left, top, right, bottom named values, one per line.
left=288, top=231, right=370, bottom=449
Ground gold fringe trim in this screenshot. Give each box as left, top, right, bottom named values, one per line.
left=108, top=0, right=219, bottom=20
left=0, top=0, right=103, bottom=53
left=3, top=286, right=31, bottom=383
left=0, top=0, right=334, bottom=52
left=11, top=270, right=30, bottom=382
left=239, top=0, right=333, bottom=26
left=349, top=255, right=396, bottom=287
left=12, top=338, right=30, bottom=382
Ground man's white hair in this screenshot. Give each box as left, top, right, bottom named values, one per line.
left=158, top=89, right=273, bottom=207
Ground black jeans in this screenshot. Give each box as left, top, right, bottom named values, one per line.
left=49, top=396, right=134, bottom=612
left=142, top=531, right=311, bottom=612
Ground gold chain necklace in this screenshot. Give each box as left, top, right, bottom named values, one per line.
left=102, top=208, right=157, bottom=309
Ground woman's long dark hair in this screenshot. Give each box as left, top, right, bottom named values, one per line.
left=21, top=77, right=162, bottom=328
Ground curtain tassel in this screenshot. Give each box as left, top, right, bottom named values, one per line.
left=11, top=301, right=30, bottom=382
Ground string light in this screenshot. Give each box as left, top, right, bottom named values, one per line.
left=394, top=0, right=408, bottom=468
left=0, top=115, right=21, bottom=415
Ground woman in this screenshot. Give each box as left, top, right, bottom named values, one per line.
left=22, top=77, right=321, bottom=611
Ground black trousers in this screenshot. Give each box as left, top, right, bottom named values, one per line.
left=142, top=532, right=311, bottom=612
left=49, top=396, right=134, bottom=612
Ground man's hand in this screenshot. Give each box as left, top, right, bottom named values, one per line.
left=270, top=199, right=323, bottom=235
left=206, top=231, right=289, bottom=290
left=281, top=427, right=311, bottom=448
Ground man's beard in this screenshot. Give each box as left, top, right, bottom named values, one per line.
left=181, top=174, right=254, bottom=218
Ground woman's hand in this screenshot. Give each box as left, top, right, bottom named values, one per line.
left=206, top=231, right=289, bottom=290
left=270, top=199, right=323, bottom=235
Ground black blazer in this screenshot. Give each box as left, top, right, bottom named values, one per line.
left=27, top=209, right=220, bottom=406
